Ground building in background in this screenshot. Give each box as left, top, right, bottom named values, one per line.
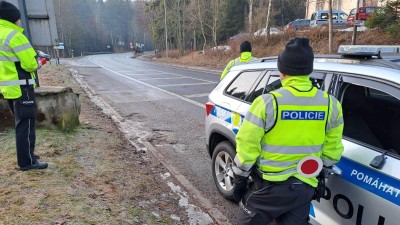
left=5, top=0, right=58, bottom=57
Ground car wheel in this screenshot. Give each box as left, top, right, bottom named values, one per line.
left=211, top=141, right=236, bottom=200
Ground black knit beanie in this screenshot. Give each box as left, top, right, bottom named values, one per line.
left=240, top=40, right=252, bottom=53
left=277, top=37, right=314, bottom=75
left=0, top=1, right=21, bottom=23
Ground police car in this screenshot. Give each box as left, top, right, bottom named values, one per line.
left=205, top=45, right=400, bottom=225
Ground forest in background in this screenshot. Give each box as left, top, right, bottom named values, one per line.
left=52, top=0, right=400, bottom=58
left=53, top=0, right=306, bottom=57
left=145, top=0, right=306, bottom=54
left=54, top=0, right=150, bottom=57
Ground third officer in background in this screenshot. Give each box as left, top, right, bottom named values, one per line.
left=220, top=40, right=257, bottom=80
left=232, top=37, right=344, bottom=225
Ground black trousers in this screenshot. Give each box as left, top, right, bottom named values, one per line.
left=7, top=86, right=37, bottom=167
left=237, top=177, right=315, bottom=225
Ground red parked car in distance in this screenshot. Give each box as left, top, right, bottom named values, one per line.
left=346, top=6, right=383, bottom=27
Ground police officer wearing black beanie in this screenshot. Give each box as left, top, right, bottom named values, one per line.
left=0, top=1, right=48, bottom=171
left=220, top=40, right=257, bottom=80
left=0, top=1, right=21, bottom=23
left=233, top=37, right=344, bottom=225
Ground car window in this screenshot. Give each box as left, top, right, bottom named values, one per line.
left=339, top=82, right=400, bottom=155
left=261, top=71, right=325, bottom=95
left=340, top=13, right=348, bottom=19
left=246, top=73, right=270, bottom=103
left=359, top=8, right=366, bottom=13
left=265, top=75, right=281, bottom=93
left=366, top=7, right=375, bottom=13
left=321, top=13, right=329, bottom=19
left=311, top=13, right=316, bottom=20
left=332, top=13, right=338, bottom=19
left=349, top=9, right=355, bottom=15
left=244, top=70, right=327, bottom=105
left=225, top=70, right=263, bottom=101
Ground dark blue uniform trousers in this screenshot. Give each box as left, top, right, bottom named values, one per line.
left=237, top=177, right=315, bottom=225
left=7, top=86, right=37, bottom=168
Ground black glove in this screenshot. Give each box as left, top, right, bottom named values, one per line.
left=314, top=166, right=332, bottom=201
left=233, top=174, right=248, bottom=202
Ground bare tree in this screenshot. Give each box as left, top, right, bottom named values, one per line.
left=196, top=0, right=207, bottom=53
left=203, top=0, right=227, bottom=48
left=248, top=0, right=254, bottom=33
left=170, top=0, right=188, bottom=54
left=164, top=0, right=168, bottom=57
left=265, top=0, right=273, bottom=44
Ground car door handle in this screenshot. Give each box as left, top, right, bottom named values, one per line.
left=332, top=165, right=342, bottom=175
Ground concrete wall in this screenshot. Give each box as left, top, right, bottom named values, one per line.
left=0, top=86, right=80, bottom=131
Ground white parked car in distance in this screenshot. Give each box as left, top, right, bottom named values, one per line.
left=254, top=27, right=282, bottom=36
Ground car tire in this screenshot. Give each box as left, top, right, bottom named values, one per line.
left=211, top=141, right=236, bottom=201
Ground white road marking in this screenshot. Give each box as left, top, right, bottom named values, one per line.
left=129, top=71, right=215, bottom=83
left=157, top=82, right=216, bottom=87
left=147, top=71, right=215, bottom=83
left=124, top=73, right=174, bottom=76
left=139, top=77, right=187, bottom=81
left=184, top=93, right=210, bottom=98
left=88, top=57, right=205, bottom=108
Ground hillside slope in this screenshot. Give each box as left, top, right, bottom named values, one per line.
left=153, top=29, right=400, bottom=70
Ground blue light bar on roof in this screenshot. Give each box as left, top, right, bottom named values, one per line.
left=338, top=45, right=400, bottom=56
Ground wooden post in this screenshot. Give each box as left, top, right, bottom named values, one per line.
left=352, top=0, right=361, bottom=45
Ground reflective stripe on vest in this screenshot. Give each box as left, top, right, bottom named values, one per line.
left=0, top=55, right=19, bottom=62
left=326, top=97, right=343, bottom=130
left=232, top=56, right=256, bottom=66
left=0, top=79, right=35, bottom=86
left=4, top=30, right=18, bottom=46
left=13, top=43, right=34, bottom=54
left=261, top=144, right=323, bottom=154
left=243, top=94, right=276, bottom=131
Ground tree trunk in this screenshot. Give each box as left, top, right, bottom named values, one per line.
left=197, top=0, right=207, bottom=53
left=328, top=0, right=333, bottom=54
left=164, top=0, right=169, bottom=57
left=265, top=0, right=272, bottom=44
left=213, top=0, right=218, bottom=48
left=248, top=0, right=253, bottom=33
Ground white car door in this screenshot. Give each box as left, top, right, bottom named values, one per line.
left=310, top=74, right=400, bottom=225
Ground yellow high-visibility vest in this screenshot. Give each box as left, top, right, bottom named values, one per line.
left=220, top=52, right=257, bottom=80
left=234, top=76, right=344, bottom=187
left=0, top=19, right=38, bottom=99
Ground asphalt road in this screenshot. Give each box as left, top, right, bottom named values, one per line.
left=64, top=53, right=239, bottom=224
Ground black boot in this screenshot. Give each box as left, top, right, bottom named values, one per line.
left=20, top=162, right=48, bottom=171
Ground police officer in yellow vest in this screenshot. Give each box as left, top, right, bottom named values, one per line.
left=220, top=40, right=257, bottom=80
left=0, top=1, right=48, bottom=171
left=232, top=37, right=344, bottom=225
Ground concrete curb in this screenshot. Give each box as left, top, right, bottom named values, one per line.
left=67, top=65, right=232, bottom=225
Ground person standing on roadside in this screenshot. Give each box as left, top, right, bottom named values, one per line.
left=232, top=37, right=344, bottom=225
left=0, top=1, right=48, bottom=171
left=220, top=40, right=257, bottom=80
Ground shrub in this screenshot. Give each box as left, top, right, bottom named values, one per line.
left=366, top=1, right=400, bottom=38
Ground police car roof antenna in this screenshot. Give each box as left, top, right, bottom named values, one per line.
left=377, top=50, right=382, bottom=59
